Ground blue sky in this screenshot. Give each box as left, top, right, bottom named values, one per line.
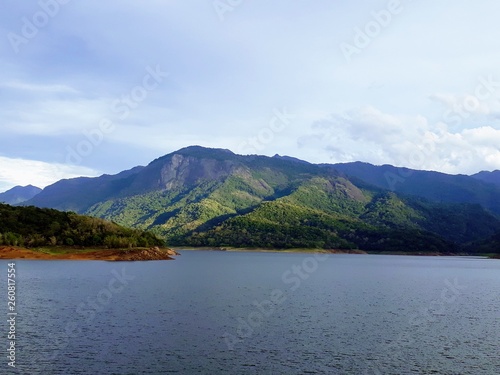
left=1, top=0, right=500, bottom=191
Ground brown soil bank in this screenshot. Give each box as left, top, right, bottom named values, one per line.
left=0, top=246, right=179, bottom=261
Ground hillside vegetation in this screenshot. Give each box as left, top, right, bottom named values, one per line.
left=469, top=230, right=500, bottom=254
left=0, top=203, right=164, bottom=248
left=333, top=162, right=500, bottom=216
left=23, top=146, right=500, bottom=254
left=177, top=178, right=499, bottom=253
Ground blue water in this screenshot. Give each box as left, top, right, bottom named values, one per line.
left=1, top=251, right=499, bottom=374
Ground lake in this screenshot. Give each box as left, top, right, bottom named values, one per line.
left=1, top=251, right=499, bottom=374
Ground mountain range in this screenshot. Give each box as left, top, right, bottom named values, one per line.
left=0, top=185, right=41, bottom=205
left=332, top=162, right=500, bottom=216
left=471, top=170, right=500, bottom=187
left=18, top=146, right=500, bottom=254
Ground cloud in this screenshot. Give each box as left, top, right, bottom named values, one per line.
left=0, top=156, right=100, bottom=192
left=1, top=98, right=111, bottom=136
left=462, top=126, right=500, bottom=147
left=429, top=92, right=497, bottom=121
left=298, top=107, right=500, bottom=174
left=1, top=82, right=80, bottom=94
left=2, top=0, right=500, bottom=181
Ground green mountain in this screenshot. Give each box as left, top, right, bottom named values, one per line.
left=332, top=162, right=500, bottom=216
left=179, top=180, right=499, bottom=252
left=0, top=203, right=164, bottom=248
left=24, top=146, right=500, bottom=253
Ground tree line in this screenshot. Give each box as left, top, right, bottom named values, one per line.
left=0, top=203, right=164, bottom=248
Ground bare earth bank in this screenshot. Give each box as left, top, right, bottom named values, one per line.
left=0, top=246, right=179, bottom=261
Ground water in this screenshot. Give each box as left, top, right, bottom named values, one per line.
left=1, top=251, right=499, bottom=374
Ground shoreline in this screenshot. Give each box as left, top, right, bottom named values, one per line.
left=172, top=247, right=366, bottom=254
left=0, top=246, right=179, bottom=261
left=172, top=247, right=498, bottom=259
left=1, top=245, right=496, bottom=260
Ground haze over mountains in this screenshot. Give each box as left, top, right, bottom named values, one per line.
left=17, top=146, right=499, bottom=254
left=0, top=185, right=42, bottom=205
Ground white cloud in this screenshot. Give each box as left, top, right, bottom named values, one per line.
left=1, top=82, right=80, bottom=94
left=429, top=92, right=498, bottom=119
left=0, top=96, right=118, bottom=136
left=2, top=1, right=500, bottom=177
left=0, top=157, right=100, bottom=192
left=462, top=126, right=500, bottom=147
left=298, top=107, right=500, bottom=174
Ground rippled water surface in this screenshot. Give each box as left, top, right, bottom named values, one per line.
left=1, top=252, right=499, bottom=374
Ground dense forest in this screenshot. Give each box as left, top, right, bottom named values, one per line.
left=173, top=189, right=490, bottom=254
left=0, top=203, right=165, bottom=248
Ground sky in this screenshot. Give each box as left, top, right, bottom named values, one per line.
left=1, top=0, right=500, bottom=192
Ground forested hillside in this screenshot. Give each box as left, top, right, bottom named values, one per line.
left=333, top=162, right=500, bottom=216
left=0, top=203, right=164, bottom=248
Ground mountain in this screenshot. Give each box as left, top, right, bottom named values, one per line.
left=468, top=230, right=500, bottom=255
left=471, top=170, right=500, bottom=188
left=332, top=162, right=500, bottom=217
left=27, top=146, right=317, bottom=213
left=25, top=166, right=145, bottom=213
left=24, top=146, right=500, bottom=253
left=0, top=203, right=164, bottom=248
left=0, top=185, right=41, bottom=205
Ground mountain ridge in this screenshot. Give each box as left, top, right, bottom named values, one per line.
left=0, top=185, right=42, bottom=205
left=472, top=170, right=500, bottom=187
left=332, top=161, right=500, bottom=217
left=23, top=146, right=500, bottom=253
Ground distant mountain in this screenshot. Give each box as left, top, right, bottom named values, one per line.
left=332, top=162, right=500, bottom=216
left=26, top=166, right=145, bottom=212
left=471, top=170, right=500, bottom=187
left=24, top=146, right=500, bottom=253
left=0, top=185, right=41, bottom=205
left=272, top=154, right=311, bottom=164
